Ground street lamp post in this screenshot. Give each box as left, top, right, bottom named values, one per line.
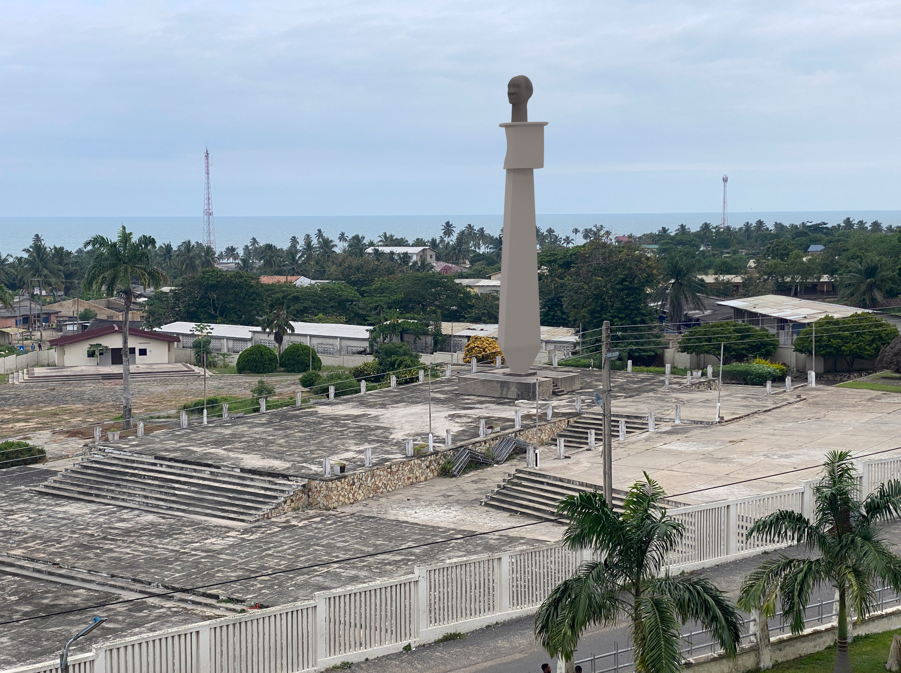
left=60, top=617, right=107, bottom=672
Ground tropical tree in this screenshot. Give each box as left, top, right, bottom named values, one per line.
left=536, top=475, right=742, bottom=673
left=653, top=253, right=706, bottom=328
left=0, top=284, right=14, bottom=308
left=738, top=451, right=901, bottom=673
left=794, top=313, right=899, bottom=371
left=259, top=305, right=295, bottom=364
left=441, top=220, right=455, bottom=241
left=83, top=226, right=168, bottom=429
left=839, top=256, right=895, bottom=308
left=679, top=321, right=778, bottom=363
left=22, top=237, right=64, bottom=295
left=258, top=243, right=284, bottom=273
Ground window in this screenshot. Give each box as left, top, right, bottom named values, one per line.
left=316, top=343, right=336, bottom=356
left=128, top=347, right=136, bottom=355
left=138, top=348, right=148, bottom=356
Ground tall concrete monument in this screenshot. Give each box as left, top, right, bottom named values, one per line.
left=498, top=75, right=546, bottom=374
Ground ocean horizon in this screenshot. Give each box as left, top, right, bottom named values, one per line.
left=3, top=211, right=900, bottom=253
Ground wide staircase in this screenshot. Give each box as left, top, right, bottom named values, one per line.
left=35, top=449, right=303, bottom=524
left=482, top=469, right=630, bottom=520
left=554, top=412, right=658, bottom=451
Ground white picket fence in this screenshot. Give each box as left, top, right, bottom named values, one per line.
left=8, top=451, right=901, bottom=673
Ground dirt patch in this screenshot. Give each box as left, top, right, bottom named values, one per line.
left=63, top=422, right=173, bottom=440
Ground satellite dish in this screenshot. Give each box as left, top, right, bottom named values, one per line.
left=593, top=392, right=604, bottom=406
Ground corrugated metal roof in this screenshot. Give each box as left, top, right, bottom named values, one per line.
left=716, top=295, right=870, bottom=323
left=157, top=321, right=372, bottom=340
left=439, top=322, right=577, bottom=343
left=365, top=246, right=432, bottom=254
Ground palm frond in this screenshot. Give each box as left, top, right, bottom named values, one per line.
left=632, top=594, right=682, bottom=673
left=745, top=509, right=819, bottom=548
left=653, top=574, right=743, bottom=657
left=863, top=479, right=901, bottom=525
left=738, top=555, right=814, bottom=615
left=778, top=558, right=827, bottom=634
left=558, top=491, right=623, bottom=555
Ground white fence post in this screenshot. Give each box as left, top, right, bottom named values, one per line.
left=786, top=376, right=792, bottom=392
left=391, top=375, right=397, bottom=388
left=499, top=553, right=511, bottom=613
left=322, top=457, right=331, bottom=477
left=329, top=385, right=335, bottom=400
left=94, top=426, right=101, bottom=445
left=479, top=419, right=486, bottom=438
left=428, top=433, right=434, bottom=452
left=446, top=429, right=452, bottom=447
left=648, top=411, right=655, bottom=433
left=296, top=391, right=302, bottom=406
left=364, top=447, right=372, bottom=467
left=619, top=419, right=626, bottom=441
left=419, top=369, right=425, bottom=383
left=445, top=363, right=452, bottom=378
left=137, top=422, right=144, bottom=438
left=316, top=597, right=329, bottom=664
left=687, top=372, right=692, bottom=385
left=557, top=437, right=564, bottom=460
left=415, top=568, right=429, bottom=636
left=203, top=408, right=208, bottom=425
left=546, top=405, right=552, bottom=421
left=198, top=623, right=211, bottom=673
left=471, top=358, right=477, bottom=373
left=627, top=360, right=632, bottom=373
left=766, top=380, right=772, bottom=396
left=552, top=351, right=558, bottom=367
left=514, top=409, right=522, bottom=429
left=727, top=503, right=739, bottom=556
left=707, top=364, right=713, bottom=379
left=179, top=410, right=188, bottom=429
left=588, top=428, right=595, bottom=449
left=222, top=402, right=229, bottom=419
left=361, top=380, right=367, bottom=394
left=674, top=404, right=681, bottom=424
left=260, top=398, right=266, bottom=413
left=857, top=460, right=871, bottom=497
left=406, top=439, right=414, bottom=457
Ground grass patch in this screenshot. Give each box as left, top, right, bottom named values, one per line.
left=326, top=663, right=353, bottom=671
left=434, top=631, right=466, bottom=643
left=835, top=381, right=901, bottom=393
left=558, top=358, right=689, bottom=376
left=870, top=371, right=901, bottom=380
left=769, top=631, right=896, bottom=672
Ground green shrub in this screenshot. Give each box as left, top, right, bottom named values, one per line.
left=300, top=370, right=322, bottom=388
left=374, top=342, right=421, bottom=373
left=351, top=360, right=381, bottom=381
left=251, top=379, right=276, bottom=398
left=324, top=370, right=360, bottom=396
left=280, top=343, right=322, bottom=373
left=720, top=363, right=782, bottom=385
left=181, top=396, right=227, bottom=415
left=236, top=344, right=278, bottom=374
left=0, top=440, right=46, bottom=469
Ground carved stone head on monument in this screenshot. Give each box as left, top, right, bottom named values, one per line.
left=507, top=75, right=533, bottom=122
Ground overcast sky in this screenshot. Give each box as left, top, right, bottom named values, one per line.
left=1, top=0, right=900, bottom=217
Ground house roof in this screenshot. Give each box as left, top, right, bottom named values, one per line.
left=156, top=321, right=372, bottom=341
left=49, top=325, right=180, bottom=347
left=259, top=275, right=303, bottom=285
left=807, top=244, right=825, bottom=252
left=365, top=246, right=433, bottom=255
left=716, top=294, right=870, bottom=323
left=440, top=322, right=577, bottom=343
left=455, top=279, right=501, bottom=288
left=157, top=322, right=256, bottom=340
left=0, top=299, right=61, bottom=318
left=433, top=261, right=463, bottom=275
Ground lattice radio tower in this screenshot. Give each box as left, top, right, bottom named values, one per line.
left=203, top=147, right=216, bottom=251
left=720, top=174, right=729, bottom=228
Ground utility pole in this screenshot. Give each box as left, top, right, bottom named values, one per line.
left=602, top=320, right=612, bottom=505
left=812, top=322, right=816, bottom=375
left=717, top=342, right=724, bottom=422
left=30, top=278, right=44, bottom=345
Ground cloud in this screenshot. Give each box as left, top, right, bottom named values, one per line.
left=0, top=0, right=900, bottom=215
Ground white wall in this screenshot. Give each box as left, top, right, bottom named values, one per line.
left=0, top=349, right=56, bottom=374
left=60, top=333, right=173, bottom=367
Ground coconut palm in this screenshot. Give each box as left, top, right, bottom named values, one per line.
left=0, top=283, right=14, bottom=308
left=653, top=253, right=706, bottom=327
left=258, top=243, right=284, bottom=273
left=174, top=240, right=203, bottom=276
left=259, top=305, right=295, bottom=364
left=22, top=238, right=64, bottom=293
left=536, top=475, right=742, bottom=673
left=83, top=226, right=168, bottom=429
left=441, top=221, right=455, bottom=241
left=738, top=451, right=901, bottom=673
left=839, top=256, right=895, bottom=308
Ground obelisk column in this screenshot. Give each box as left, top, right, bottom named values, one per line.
left=498, top=75, right=547, bottom=374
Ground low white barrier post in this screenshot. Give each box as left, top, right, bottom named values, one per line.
left=627, top=360, right=632, bottom=373
left=445, top=429, right=452, bottom=447
left=405, top=438, right=414, bottom=457
left=665, top=363, right=671, bottom=377
left=445, top=363, right=452, bottom=378
left=136, top=422, right=144, bottom=438
left=428, top=433, right=434, bottom=451
left=786, top=376, right=792, bottom=392
left=329, top=385, right=335, bottom=400
left=471, top=358, right=477, bottom=373
left=526, top=444, right=534, bottom=468
left=361, top=380, right=367, bottom=394
left=419, top=369, right=425, bottom=383
left=496, top=356, right=502, bottom=368
left=260, top=398, right=266, bottom=413
left=514, top=409, right=522, bottom=429
left=557, top=437, right=565, bottom=460
left=707, top=364, right=713, bottom=379
left=479, top=419, right=486, bottom=438
left=675, top=404, right=681, bottom=424
left=364, top=447, right=372, bottom=467
left=619, top=418, right=626, bottom=441
left=222, top=402, right=229, bottom=419
left=179, top=411, right=188, bottom=429
left=296, top=391, right=302, bottom=406
left=687, top=372, right=692, bottom=385
left=546, top=405, right=553, bottom=421
left=574, top=397, right=581, bottom=413
left=94, top=426, right=101, bottom=445
left=203, top=408, right=208, bottom=425
left=390, top=375, right=397, bottom=388
left=323, top=457, right=330, bottom=477
left=552, top=351, right=558, bottom=367
left=716, top=403, right=721, bottom=423
left=588, top=428, right=595, bottom=449
left=648, top=411, right=655, bottom=432
left=766, top=380, right=772, bottom=395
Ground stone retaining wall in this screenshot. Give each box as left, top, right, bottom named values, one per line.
left=292, top=414, right=579, bottom=512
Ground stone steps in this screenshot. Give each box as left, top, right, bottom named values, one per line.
left=554, top=413, right=657, bottom=451
left=482, top=469, right=629, bottom=520
left=34, top=449, right=303, bottom=524
left=0, top=554, right=246, bottom=613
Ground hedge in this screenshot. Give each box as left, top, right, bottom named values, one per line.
left=280, top=343, right=322, bottom=373
left=236, top=344, right=278, bottom=374
left=720, top=363, right=782, bottom=385
left=0, top=440, right=46, bottom=469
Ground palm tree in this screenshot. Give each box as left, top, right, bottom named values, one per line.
left=562, top=236, right=574, bottom=246
left=222, top=245, right=239, bottom=262
left=653, top=253, right=706, bottom=328
left=738, top=451, right=901, bottom=673
left=316, top=236, right=337, bottom=260
left=22, top=239, right=64, bottom=294
left=258, top=243, right=284, bottom=273
left=0, top=284, right=13, bottom=309
left=839, top=256, right=895, bottom=308
left=441, top=220, right=455, bottom=241
left=174, top=240, right=203, bottom=276
left=259, top=305, right=295, bottom=365
left=536, top=475, right=742, bottom=672
left=572, top=227, right=580, bottom=239
left=83, top=226, right=168, bottom=430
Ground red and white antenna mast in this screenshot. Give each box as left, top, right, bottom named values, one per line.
left=721, top=174, right=728, bottom=228
left=203, top=147, right=216, bottom=251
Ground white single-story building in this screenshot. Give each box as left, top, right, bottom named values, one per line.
left=440, top=323, right=578, bottom=357
left=49, top=326, right=179, bottom=367
left=156, top=321, right=373, bottom=357
left=454, top=278, right=502, bottom=294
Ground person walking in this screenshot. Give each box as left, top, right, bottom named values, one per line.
left=541, top=665, right=551, bottom=673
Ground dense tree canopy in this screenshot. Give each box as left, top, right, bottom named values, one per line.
left=678, top=321, right=779, bottom=363
left=793, top=313, right=899, bottom=368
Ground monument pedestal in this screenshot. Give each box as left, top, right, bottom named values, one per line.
left=457, top=369, right=580, bottom=400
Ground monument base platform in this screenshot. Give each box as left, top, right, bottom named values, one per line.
left=457, top=369, right=580, bottom=400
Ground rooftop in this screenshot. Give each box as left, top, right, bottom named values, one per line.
left=365, top=246, right=433, bottom=254
left=48, top=325, right=179, bottom=347
left=716, top=294, right=869, bottom=323
left=156, top=321, right=373, bottom=340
